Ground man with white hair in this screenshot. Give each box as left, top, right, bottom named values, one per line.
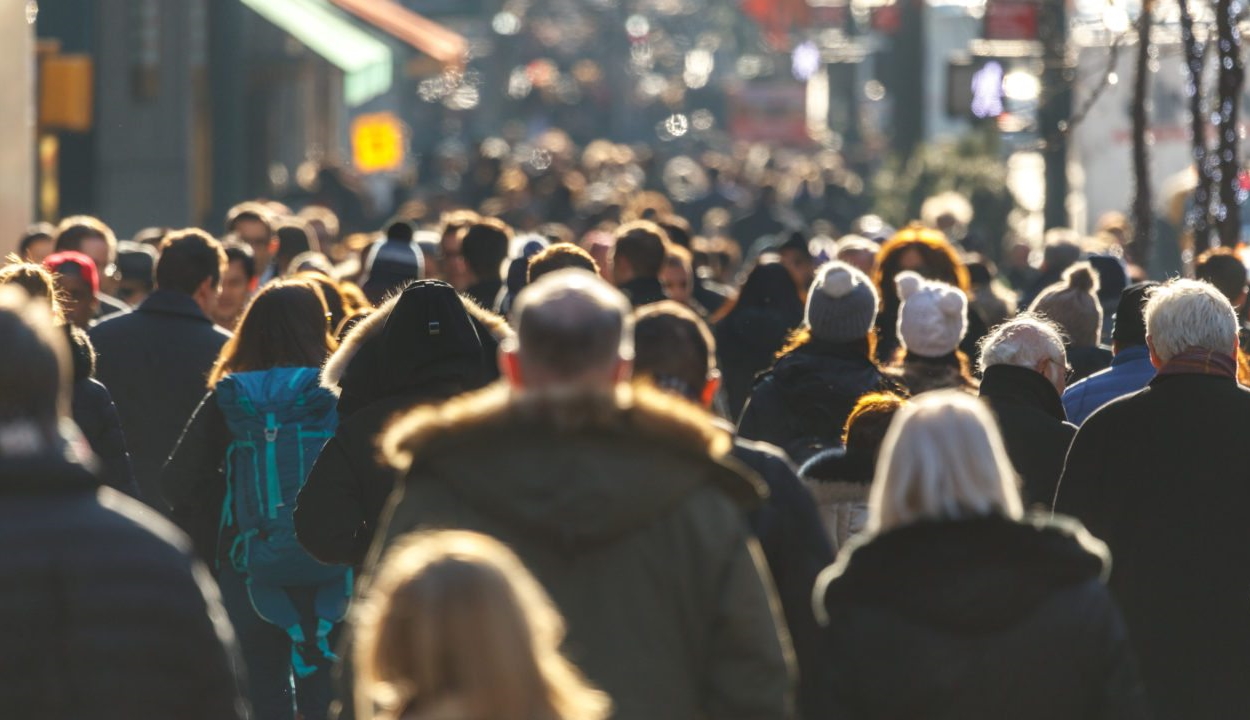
left=371, top=270, right=794, bottom=720
left=976, top=313, right=1076, bottom=506
left=1055, top=279, right=1250, bottom=718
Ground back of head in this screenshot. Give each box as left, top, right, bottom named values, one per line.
left=354, top=530, right=610, bottom=720
left=274, top=219, right=318, bottom=262
left=805, top=261, right=880, bottom=344
left=460, top=218, right=514, bottom=283
left=0, top=287, right=70, bottom=455
left=226, top=201, right=276, bottom=234
left=735, top=260, right=803, bottom=316
left=1144, top=278, right=1239, bottom=364
left=20, top=222, right=55, bottom=258
left=895, top=271, right=968, bottom=358
left=54, top=215, right=117, bottom=263
left=115, top=241, right=157, bottom=292
left=157, top=229, right=227, bottom=295
left=509, top=270, right=633, bottom=386
left=656, top=214, right=693, bottom=250
left=1086, top=254, right=1128, bottom=303
left=1195, top=248, right=1249, bottom=306
left=632, top=301, right=714, bottom=401
left=208, top=278, right=334, bottom=386
left=977, top=313, right=1067, bottom=376
left=0, top=262, right=62, bottom=319
left=1112, top=282, right=1158, bottom=348
left=528, top=244, right=600, bottom=283
left=612, top=220, right=670, bottom=280
left=362, top=222, right=427, bottom=304
left=1028, top=262, right=1102, bottom=347
left=381, top=280, right=486, bottom=394
left=869, top=390, right=1022, bottom=533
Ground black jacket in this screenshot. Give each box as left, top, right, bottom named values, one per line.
left=816, top=515, right=1148, bottom=720
left=1056, top=372, right=1250, bottom=718
left=738, top=341, right=891, bottom=464
left=733, top=437, right=835, bottom=720
left=464, top=278, right=504, bottom=312
left=716, top=307, right=801, bottom=419
left=89, top=290, right=230, bottom=508
left=67, top=326, right=137, bottom=496
left=296, top=282, right=497, bottom=567
left=0, top=446, right=246, bottom=719
left=619, top=276, right=667, bottom=308
left=978, top=364, right=1076, bottom=507
left=161, top=391, right=231, bottom=566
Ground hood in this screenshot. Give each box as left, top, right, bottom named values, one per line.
left=817, top=514, right=1108, bottom=634
left=382, top=383, right=766, bottom=547
left=0, top=433, right=100, bottom=497
left=380, top=281, right=487, bottom=396
left=322, top=286, right=514, bottom=416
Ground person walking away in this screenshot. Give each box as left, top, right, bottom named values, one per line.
left=714, top=260, right=804, bottom=419
left=1029, top=263, right=1112, bottom=382
left=816, top=391, right=1148, bottom=719
left=372, top=270, right=793, bottom=720
left=885, top=272, right=976, bottom=394
left=1062, top=282, right=1158, bottom=425
left=0, top=287, right=247, bottom=720
left=1055, top=279, right=1250, bottom=717
left=611, top=220, right=670, bottom=307
left=163, top=279, right=352, bottom=720
left=353, top=530, right=611, bottom=720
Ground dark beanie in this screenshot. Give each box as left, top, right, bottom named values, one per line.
left=1112, top=282, right=1158, bottom=348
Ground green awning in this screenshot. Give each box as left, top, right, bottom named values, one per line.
left=240, top=0, right=393, bottom=107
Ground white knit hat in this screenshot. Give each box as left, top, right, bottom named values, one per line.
left=895, top=271, right=968, bottom=357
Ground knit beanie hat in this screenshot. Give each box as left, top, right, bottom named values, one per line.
left=805, top=261, right=879, bottom=343
left=1111, top=281, right=1158, bottom=348
left=360, top=222, right=425, bottom=304
left=895, top=271, right=968, bottom=358
left=1029, top=262, right=1102, bottom=347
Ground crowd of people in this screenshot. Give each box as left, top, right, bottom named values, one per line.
left=4, top=159, right=1250, bottom=720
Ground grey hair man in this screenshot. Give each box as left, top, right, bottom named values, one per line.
left=1055, top=278, right=1250, bottom=717
left=976, top=313, right=1076, bottom=506
left=374, top=270, right=794, bottom=720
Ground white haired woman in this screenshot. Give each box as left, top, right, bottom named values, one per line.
left=814, top=391, right=1148, bottom=719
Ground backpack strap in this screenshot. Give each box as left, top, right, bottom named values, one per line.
left=263, top=412, right=282, bottom=520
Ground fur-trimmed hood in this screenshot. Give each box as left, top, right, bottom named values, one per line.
left=380, top=382, right=767, bottom=545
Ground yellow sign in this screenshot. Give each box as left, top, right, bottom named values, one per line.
left=351, top=113, right=406, bottom=174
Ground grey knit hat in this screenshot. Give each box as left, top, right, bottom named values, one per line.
left=805, top=261, right=879, bottom=343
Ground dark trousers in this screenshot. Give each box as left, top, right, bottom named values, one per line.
left=218, top=567, right=336, bottom=720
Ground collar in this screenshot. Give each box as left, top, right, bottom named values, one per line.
left=978, top=364, right=1067, bottom=422
left=1155, top=347, right=1238, bottom=380
left=138, top=289, right=212, bottom=323
left=1110, top=344, right=1151, bottom=367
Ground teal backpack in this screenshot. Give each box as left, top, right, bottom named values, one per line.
left=216, top=366, right=351, bottom=677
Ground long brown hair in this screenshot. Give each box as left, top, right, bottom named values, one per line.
left=207, top=279, right=336, bottom=387
left=874, top=223, right=970, bottom=313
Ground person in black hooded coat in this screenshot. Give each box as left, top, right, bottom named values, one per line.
left=295, top=280, right=505, bottom=567
left=738, top=262, right=893, bottom=464
left=814, top=391, right=1147, bottom=720
left=67, top=325, right=138, bottom=496
left=715, top=260, right=804, bottom=419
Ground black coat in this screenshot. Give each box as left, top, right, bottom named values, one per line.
left=738, top=341, right=891, bottom=464
left=90, top=290, right=230, bottom=508
left=978, top=364, right=1076, bottom=507
left=733, top=437, right=835, bottom=720
left=0, top=447, right=246, bottom=719
left=67, top=325, right=137, bottom=496
left=619, top=276, right=667, bottom=307
left=1056, top=372, right=1250, bottom=718
left=161, top=391, right=230, bottom=567
left=716, top=307, right=800, bottom=419
left=816, top=515, right=1148, bottom=720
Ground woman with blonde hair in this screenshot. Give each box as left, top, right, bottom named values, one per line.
left=814, top=391, right=1147, bottom=719
left=354, top=530, right=611, bottom=720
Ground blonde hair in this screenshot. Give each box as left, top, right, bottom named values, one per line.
left=353, top=531, right=611, bottom=720
left=868, top=391, right=1023, bottom=533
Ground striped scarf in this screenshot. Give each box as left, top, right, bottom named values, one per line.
left=1155, top=347, right=1238, bottom=380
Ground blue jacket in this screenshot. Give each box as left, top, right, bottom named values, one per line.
left=1062, top=345, right=1156, bottom=425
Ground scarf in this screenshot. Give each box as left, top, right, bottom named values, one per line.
left=1155, top=346, right=1238, bottom=380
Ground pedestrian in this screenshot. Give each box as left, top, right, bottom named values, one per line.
left=43, top=250, right=101, bottom=329
left=611, top=220, right=671, bottom=307
left=0, top=286, right=246, bottom=720
left=90, top=229, right=231, bottom=511
left=360, top=221, right=426, bottom=306
left=815, top=391, right=1148, bottom=719
left=738, top=261, right=892, bottom=464
left=459, top=218, right=513, bottom=310
left=352, top=530, right=611, bottom=720
left=1056, top=279, right=1250, bottom=717
left=799, top=391, right=907, bottom=554
left=1029, top=262, right=1112, bottom=382
left=1062, top=282, right=1158, bottom=425
left=632, top=300, right=833, bottom=720
left=976, top=314, right=1075, bottom=507
left=52, top=215, right=130, bottom=320
left=527, top=242, right=600, bottom=282
left=163, top=278, right=351, bottom=720
left=296, top=280, right=496, bottom=568
left=714, top=260, right=804, bottom=418
left=885, top=271, right=976, bottom=394
left=374, top=270, right=793, bottom=720
left=214, top=240, right=257, bottom=330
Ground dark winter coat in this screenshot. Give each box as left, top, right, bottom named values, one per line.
left=1055, top=371, right=1250, bottom=718
left=160, top=390, right=231, bottom=566
left=89, top=289, right=230, bottom=508
left=464, top=278, right=504, bottom=312
left=815, top=514, right=1149, bottom=720
left=978, top=364, right=1076, bottom=507
left=67, top=325, right=137, bottom=496
left=715, top=262, right=804, bottom=418
left=296, top=283, right=500, bottom=568
left=738, top=340, right=892, bottom=465
left=0, top=446, right=246, bottom=719
left=732, top=436, right=835, bottom=720
left=619, top=276, right=668, bottom=307
left=375, top=383, right=794, bottom=720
